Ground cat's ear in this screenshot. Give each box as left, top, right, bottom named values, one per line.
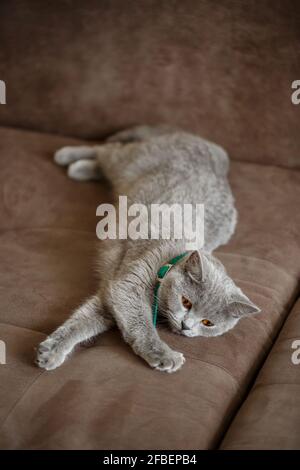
left=228, top=291, right=260, bottom=318
left=184, top=251, right=204, bottom=283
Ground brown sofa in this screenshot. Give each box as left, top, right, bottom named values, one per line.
left=0, top=0, right=299, bottom=450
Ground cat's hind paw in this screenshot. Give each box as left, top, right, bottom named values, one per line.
left=54, top=146, right=96, bottom=166
left=67, top=160, right=101, bottom=181
left=54, top=147, right=76, bottom=166
left=36, top=337, right=68, bottom=371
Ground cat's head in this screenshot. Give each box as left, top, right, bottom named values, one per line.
left=159, top=251, right=260, bottom=337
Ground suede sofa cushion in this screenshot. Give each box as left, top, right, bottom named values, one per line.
left=0, top=0, right=300, bottom=169
left=221, top=298, right=300, bottom=450
left=0, top=126, right=299, bottom=449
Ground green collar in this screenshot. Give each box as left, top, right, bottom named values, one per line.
left=152, top=252, right=188, bottom=327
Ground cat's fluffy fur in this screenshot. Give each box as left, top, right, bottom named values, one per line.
left=36, top=126, right=260, bottom=373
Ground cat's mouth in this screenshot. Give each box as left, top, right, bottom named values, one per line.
left=171, top=323, right=198, bottom=337
left=171, top=324, right=192, bottom=336
left=180, top=329, right=197, bottom=337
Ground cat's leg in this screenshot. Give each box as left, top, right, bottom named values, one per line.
left=129, top=322, right=185, bottom=373
left=36, top=295, right=114, bottom=370
left=67, top=159, right=101, bottom=181
left=109, top=280, right=185, bottom=373
left=56, top=143, right=120, bottom=180
left=206, top=141, right=229, bottom=176
left=107, top=125, right=177, bottom=143
left=54, top=146, right=97, bottom=166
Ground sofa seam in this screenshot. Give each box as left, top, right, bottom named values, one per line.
left=1, top=125, right=299, bottom=172
left=216, top=251, right=297, bottom=281
left=0, top=321, right=47, bottom=336
left=0, top=370, right=46, bottom=432
left=0, top=227, right=95, bottom=235
left=252, top=381, right=300, bottom=391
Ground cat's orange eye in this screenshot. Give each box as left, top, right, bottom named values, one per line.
left=182, top=296, right=192, bottom=310
left=201, top=319, right=214, bottom=327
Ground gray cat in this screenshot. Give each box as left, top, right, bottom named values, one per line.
left=36, top=126, right=260, bottom=373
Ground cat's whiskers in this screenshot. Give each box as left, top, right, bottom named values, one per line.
left=159, top=307, right=181, bottom=330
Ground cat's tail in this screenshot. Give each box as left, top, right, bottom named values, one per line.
left=106, top=125, right=178, bottom=143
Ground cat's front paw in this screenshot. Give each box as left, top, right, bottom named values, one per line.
left=36, top=337, right=68, bottom=371
left=147, top=349, right=185, bottom=373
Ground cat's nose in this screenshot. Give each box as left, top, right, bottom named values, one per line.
left=181, top=321, right=190, bottom=331
left=182, top=317, right=195, bottom=330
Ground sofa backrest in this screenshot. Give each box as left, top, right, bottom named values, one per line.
left=0, top=0, right=299, bottom=168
